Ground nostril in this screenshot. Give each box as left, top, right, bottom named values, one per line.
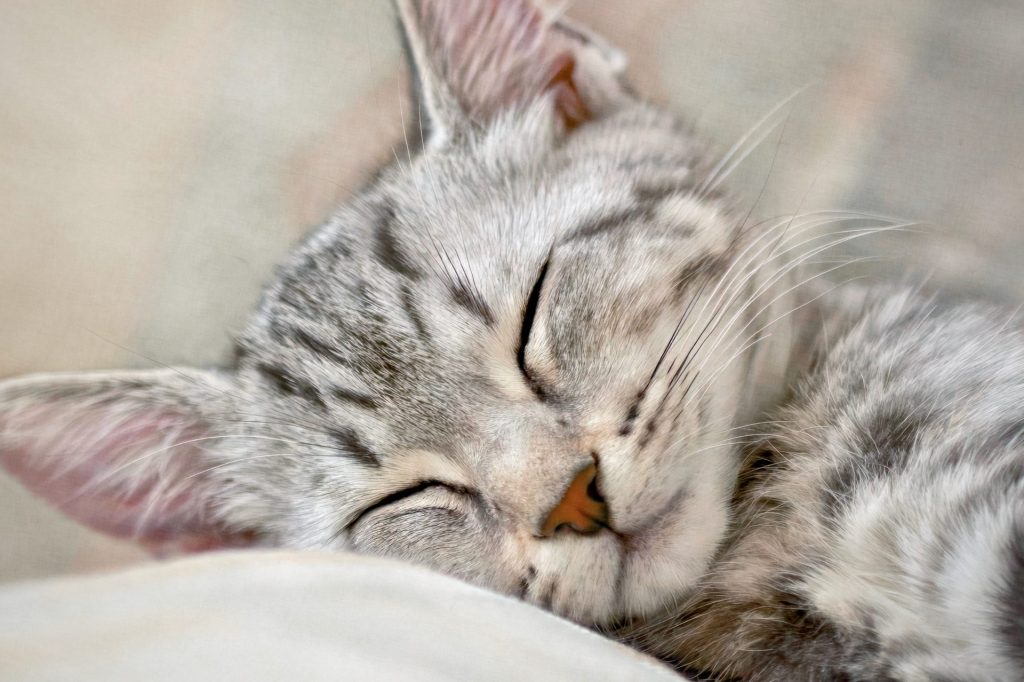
left=539, top=462, right=610, bottom=537
left=586, top=473, right=605, bottom=504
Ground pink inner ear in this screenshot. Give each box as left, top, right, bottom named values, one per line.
left=1, top=405, right=248, bottom=553
left=544, top=53, right=589, bottom=130
left=420, top=0, right=590, bottom=128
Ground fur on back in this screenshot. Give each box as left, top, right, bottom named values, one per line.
left=626, top=288, right=1024, bottom=680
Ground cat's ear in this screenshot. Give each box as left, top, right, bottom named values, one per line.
left=395, top=0, right=629, bottom=147
left=0, top=368, right=253, bottom=555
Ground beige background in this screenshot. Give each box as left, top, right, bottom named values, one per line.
left=3, top=0, right=1023, bottom=582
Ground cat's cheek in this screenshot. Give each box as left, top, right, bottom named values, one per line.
left=618, top=480, right=731, bottom=617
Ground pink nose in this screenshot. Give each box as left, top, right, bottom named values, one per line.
left=540, top=464, right=608, bottom=537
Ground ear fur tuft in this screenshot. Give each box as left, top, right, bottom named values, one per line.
left=396, top=0, right=628, bottom=145
left=0, top=369, right=253, bottom=554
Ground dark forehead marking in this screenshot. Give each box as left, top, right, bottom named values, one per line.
left=331, top=387, right=379, bottom=411
left=327, top=426, right=382, bottom=468
left=560, top=205, right=655, bottom=244
left=271, top=324, right=383, bottom=408
left=400, top=282, right=431, bottom=343
left=450, top=282, right=496, bottom=326
left=373, top=199, right=422, bottom=280
left=256, top=362, right=327, bottom=411
left=289, top=326, right=350, bottom=367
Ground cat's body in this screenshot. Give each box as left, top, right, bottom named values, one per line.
left=625, top=288, right=1024, bottom=680
left=1, top=2, right=1021, bottom=680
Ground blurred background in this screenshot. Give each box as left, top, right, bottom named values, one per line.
left=2, top=0, right=1023, bottom=582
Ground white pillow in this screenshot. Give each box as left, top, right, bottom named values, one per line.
left=0, top=550, right=683, bottom=681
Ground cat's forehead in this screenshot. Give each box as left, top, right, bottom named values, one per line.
left=378, top=106, right=717, bottom=250
left=236, top=104, right=736, bottom=442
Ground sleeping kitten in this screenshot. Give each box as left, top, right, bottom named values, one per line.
left=624, top=288, right=1024, bottom=680
left=3, top=2, right=1020, bottom=680
left=0, top=0, right=801, bottom=624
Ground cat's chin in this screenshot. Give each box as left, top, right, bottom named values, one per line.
left=527, top=479, right=730, bottom=625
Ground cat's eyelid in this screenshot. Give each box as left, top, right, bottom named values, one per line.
left=345, top=479, right=468, bottom=532
left=517, top=257, right=552, bottom=399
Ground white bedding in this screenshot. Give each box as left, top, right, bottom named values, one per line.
left=0, top=550, right=681, bottom=681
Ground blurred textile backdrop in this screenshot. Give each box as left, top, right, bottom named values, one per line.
left=3, top=0, right=1024, bottom=581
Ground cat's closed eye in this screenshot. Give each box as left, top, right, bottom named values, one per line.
left=350, top=483, right=481, bottom=564
left=517, top=258, right=551, bottom=399
left=347, top=481, right=460, bottom=531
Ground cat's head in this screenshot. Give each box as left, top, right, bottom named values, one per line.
left=0, top=0, right=796, bottom=624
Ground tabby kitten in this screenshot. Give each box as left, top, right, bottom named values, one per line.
left=0, top=0, right=800, bottom=624
left=3, top=2, right=1020, bottom=681
left=624, top=287, right=1024, bottom=680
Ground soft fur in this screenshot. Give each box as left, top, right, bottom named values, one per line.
left=0, top=0, right=800, bottom=624
left=624, top=289, right=1024, bottom=680
left=1, top=2, right=1021, bottom=679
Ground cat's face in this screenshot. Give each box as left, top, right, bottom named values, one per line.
left=233, top=102, right=754, bottom=622
left=0, top=0, right=794, bottom=624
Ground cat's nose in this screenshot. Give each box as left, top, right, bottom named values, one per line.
left=539, top=463, right=608, bottom=537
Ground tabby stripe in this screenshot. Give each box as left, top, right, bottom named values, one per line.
left=287, top=328, right=379, bottom=409
left=638, top=375, right=684, bottom=449
left=373, top=200, right=422, bottom=280
left=231, top=343, right=250, bottom=370
left=538, top=580, right=557, bottom=611
left=998, top=519, right=1024, bottom=664
left=672, top=253, right=727, bottom=299
left=291, top=253, right=321, bottom=281
left=400, top=283, right=431, bottom=342
left=450, top=282, right=496, bottom=326
left=257, top=363, right=326, bottom=410
left=561, top=205, right=653, bottom=243
left=290, top=327, right=349, bottom=366
left=619, top=395, right=643, bottom=436
left=634, top=180, right=694, bottom=204
left=331, top=387, right=379, bottom=410
left=327, top=427, right=382, bottom=468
